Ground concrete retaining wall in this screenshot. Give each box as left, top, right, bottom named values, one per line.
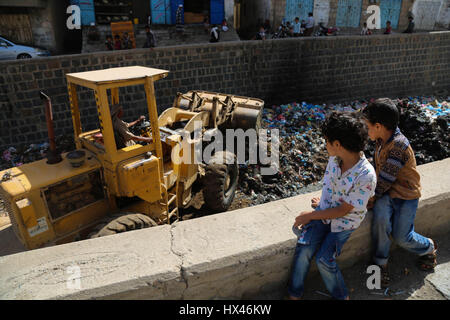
left=1, top=31, right=450, bottom=149
left=0, top=157, right=449, bottom=300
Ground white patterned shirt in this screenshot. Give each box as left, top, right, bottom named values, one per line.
left=318, top=154, right=377, bottom=232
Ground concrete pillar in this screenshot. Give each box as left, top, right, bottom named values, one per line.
left=224, top=0, right=235, bottom=24
left=436, top=0, right=450, bottom=28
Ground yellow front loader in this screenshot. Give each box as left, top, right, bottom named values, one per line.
left=0, top=66, right=263, bottom=250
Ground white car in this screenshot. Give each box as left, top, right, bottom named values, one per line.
left=0, top=36, right=50, bottom=60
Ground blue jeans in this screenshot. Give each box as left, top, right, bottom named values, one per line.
left=288, top=220, right=353, bottom=300
left=372, top=194, right=433, bottom=266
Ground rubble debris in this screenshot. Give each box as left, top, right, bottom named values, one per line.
left=0, top=135, right=75, bottom=171
left=236, top=96, right=449, bottom=207
left=397, top=98, right=449, bottom=165
left=1, top=96, right=448, bottom=211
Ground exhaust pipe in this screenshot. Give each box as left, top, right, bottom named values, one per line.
left=39, top=91, right=62, bottom=164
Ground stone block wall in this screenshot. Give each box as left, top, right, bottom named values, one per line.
left=0, top=31, right=449, bottom=149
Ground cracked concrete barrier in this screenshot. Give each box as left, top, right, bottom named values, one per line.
left=0, top=225, right=185, bottom=299
left=0, top=158, right=449, bottom=299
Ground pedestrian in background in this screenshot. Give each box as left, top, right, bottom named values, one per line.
left=361, top=22, right=372, bottom=35
left=122, top=32, right=132, bottom=49
left=301, top=19, right=307, bottom=32
left=176, top=4, right=184, bottom=35
left=203, top=16, right=210, bottom=33
left=210, top=25, right=220, bottom=42
left=222, top=18, right=229, bottom=32
left=143, top=25, right=156, bottom=48
left=403, top=16, right=415, bottom=33
left=304, top=12, right=315, bottom=36
left=254, top=25, right=266, bottom=40
left=384, top=21, right=392, bottom=34
left=293, top=17, right=301, bottom=37
left=114, top=34, right=122, bottom=50
left=286, top=21, right=292, bottom=35
left=105, top=35, right=113, bottom=50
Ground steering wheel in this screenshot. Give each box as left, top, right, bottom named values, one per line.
left=130, top=118, right=152, bottom=138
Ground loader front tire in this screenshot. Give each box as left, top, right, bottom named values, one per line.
left=88, top=212, right=158, bottom=239
left=203, top=151, right=238, bottom=213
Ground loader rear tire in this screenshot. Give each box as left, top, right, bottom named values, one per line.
left=202, top=151, right=238, bottom=213
left=88, top=212, right=158, bottom=239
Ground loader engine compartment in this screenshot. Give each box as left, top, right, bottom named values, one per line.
left=43, top=170, right=105, bottom=221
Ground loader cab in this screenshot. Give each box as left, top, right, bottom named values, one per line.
left=66, top=66, right=169, bottom=165
left=65, top=66, right=187, bottom=207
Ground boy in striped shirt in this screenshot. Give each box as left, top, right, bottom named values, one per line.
left=362, top=98, right=437, bottom=287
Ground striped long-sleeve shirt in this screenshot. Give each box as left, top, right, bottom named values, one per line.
left=374, top=127, right=421, bottom=200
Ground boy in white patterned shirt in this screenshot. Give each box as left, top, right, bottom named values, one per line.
left=288, top=111, right=376, bottom=300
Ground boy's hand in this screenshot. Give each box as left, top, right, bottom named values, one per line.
left=311, top=197, right=320, bottom=209
left=294, top=211, right=313, bottom=228
left=366, top=196, right=376, bottom=210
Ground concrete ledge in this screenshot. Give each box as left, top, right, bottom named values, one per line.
left=0, top=225, right=184, bottom=299
left=0, top=158, right=449, bottom=299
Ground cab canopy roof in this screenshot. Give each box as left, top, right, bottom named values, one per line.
left=66, top=66, right=169, bottom=89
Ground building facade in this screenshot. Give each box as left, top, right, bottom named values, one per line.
left=0, top=0, right=73, bottom=54
left=238, top=0, right=450, bottom=33
left=72, top=0, right=235, bottom=26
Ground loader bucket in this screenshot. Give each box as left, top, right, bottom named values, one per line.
left=173, top=90, right=264, bottom=131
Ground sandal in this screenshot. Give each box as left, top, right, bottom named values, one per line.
left=418, top=240, right=438, bottom=271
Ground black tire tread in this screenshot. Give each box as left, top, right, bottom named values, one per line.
left=203, top=151, right=238, bottom=212
left=88, top=213, right=157, bottom=239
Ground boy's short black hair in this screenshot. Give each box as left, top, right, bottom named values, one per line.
left=321, top=111, right=368, bottom=153
left=362, top=97, right=399, bottom=130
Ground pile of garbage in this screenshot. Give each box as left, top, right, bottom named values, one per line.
left=237, top=96, right=449, bottom=206
left=0, top=135, right=75, bottom=171
left=0, top=96, right=448, bottom=209
left=238, top=102, right=330, bottom=205
left=397, top=98, right=449, bottom=164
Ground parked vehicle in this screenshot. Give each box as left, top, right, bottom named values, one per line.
left=0, top=36, right=50, bottom=60
left=0, top=66, right=264, bottom=250
left=315, top=23, right=339, bottom=36
left=271, top=24, right=290, bottom=39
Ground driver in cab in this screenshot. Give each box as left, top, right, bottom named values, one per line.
left=110, top=104, right=152, bottom=148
